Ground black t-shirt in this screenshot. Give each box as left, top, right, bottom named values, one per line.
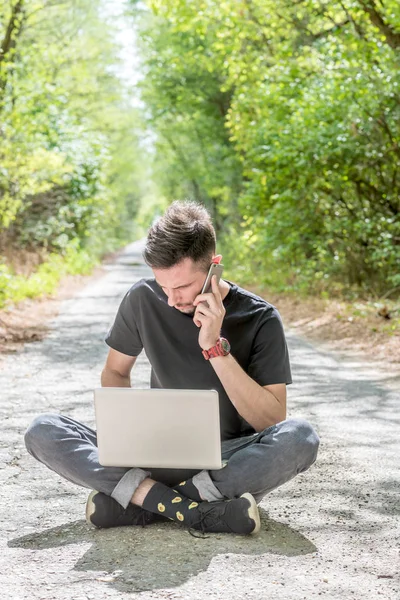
left=105, top=278, right=292, bottom=441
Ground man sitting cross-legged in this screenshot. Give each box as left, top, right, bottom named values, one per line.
left=24, top=200, right=320, bottom=537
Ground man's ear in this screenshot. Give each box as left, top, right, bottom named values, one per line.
left=211, top=254, right=222, bottom=264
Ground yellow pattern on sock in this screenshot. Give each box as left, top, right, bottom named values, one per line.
left=171, top=496, right=182, bottom=503
left=158, top=503, right=166, bottom=512
left=188, top=502, right=198, bottom=509
left=178, top=481, right=186, bottom=486
left=176, top=511, right=184, bottom=521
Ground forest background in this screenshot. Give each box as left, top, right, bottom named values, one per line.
left=0, top=0, right=399, bottom=345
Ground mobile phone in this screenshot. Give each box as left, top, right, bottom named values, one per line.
left=201, top=263, right=224, bottom=294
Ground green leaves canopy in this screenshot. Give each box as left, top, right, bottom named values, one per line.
left=0, top=0, right=144, bottom=255
left=136, top=0, right=400, bottom=296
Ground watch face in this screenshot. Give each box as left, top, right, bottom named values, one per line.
left=220, top=338, right=231, bottom=353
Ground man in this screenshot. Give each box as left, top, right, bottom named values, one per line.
left=25, top=201, right=319, bottom=537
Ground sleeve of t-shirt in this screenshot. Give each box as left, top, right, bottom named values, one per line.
left=105, top=288, right=143, bottom=357
left=247, top=308, right=292, bottom=386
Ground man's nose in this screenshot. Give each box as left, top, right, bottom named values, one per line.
left=167, top=289, right=179, bottom=306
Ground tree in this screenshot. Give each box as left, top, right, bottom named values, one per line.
left=0, top=0, right=145, bottom=256
left=134, top=0, right=400, bottom=295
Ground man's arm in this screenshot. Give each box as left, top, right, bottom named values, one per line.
left=209, top=353, right=286, bottom=432
left=192, top=274, right=288, bottom=432
left=101, top=348, right=137, bottom=388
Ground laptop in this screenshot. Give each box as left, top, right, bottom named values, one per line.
left=94, top=388, right=222, bottom=469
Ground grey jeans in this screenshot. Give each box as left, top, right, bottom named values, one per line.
left=24, top=413, right=320, bottom=509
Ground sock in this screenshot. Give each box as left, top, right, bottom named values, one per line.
left=142, top=482, right=203, bottom=527
left=175, top=478, right=203, bottom=502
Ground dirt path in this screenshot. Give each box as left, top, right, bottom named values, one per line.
left=0, top=240, right=399, bottom=599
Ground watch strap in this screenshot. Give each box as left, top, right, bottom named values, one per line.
left=202, top=338, right=230, bottom=360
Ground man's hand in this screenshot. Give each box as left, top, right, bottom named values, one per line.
left=193, top=275, right=226, bottom=350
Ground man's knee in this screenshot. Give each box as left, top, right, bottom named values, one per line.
left=285, top=418, right=320, bottom=470
left=262, top=417, right=319, bottom=471
left=24, top=412, right=62, bottom=457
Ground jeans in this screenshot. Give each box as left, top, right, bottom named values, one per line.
left=24, top=413, right=320, bottom=509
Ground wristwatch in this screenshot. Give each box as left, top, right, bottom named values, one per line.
left=202, top=337, right=231, bottom=360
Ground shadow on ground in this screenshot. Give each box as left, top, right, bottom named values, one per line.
left=8, top=509, right=316, bottom=593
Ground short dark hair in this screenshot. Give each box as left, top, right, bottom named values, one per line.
left=143, top=200, right=216, bottom=271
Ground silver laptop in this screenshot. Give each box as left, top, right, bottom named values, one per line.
left=94, top=388, right=222, bottom=469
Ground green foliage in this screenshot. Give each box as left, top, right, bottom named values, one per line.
left=135, top=0, right=400, bottom=297
left=0, top=0, right=146, bottom=292
left=0, top=240, right=96, bottom=308
left=134, top=4, right=243, bottom=232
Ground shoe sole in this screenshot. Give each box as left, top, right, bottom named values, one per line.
left=86, top=490, right=99, bottom=527
left=240, top=492, right=261, bottom=535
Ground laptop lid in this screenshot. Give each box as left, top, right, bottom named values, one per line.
left=94, top=388, right=222, bottom=470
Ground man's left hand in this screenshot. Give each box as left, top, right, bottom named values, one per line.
left=193, top=275, right=226, bottom=350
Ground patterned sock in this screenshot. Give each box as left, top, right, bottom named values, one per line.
left=142, top=482, right=202, bottom=526
left=175, top=478, right=203, bottom=502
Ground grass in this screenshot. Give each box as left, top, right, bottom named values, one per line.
left=0, top=243, right=97, bottom=309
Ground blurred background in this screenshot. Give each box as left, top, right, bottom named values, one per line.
left=0, top=0, right=399, bottom=347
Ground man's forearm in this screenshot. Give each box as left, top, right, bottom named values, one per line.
left=101, top=367, right=131, bottom=388
left=209, top=353, right=286, bottom=432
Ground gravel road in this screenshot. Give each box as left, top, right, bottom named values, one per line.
left=0, top=240, right=399, bottom=600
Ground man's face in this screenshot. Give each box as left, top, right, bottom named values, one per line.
left=153, top=257, right=209, bottom=315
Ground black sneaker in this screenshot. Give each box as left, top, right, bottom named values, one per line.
left=188, top=492, right=261, bottom=538
left=86, top=490, right=169, bottom=529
